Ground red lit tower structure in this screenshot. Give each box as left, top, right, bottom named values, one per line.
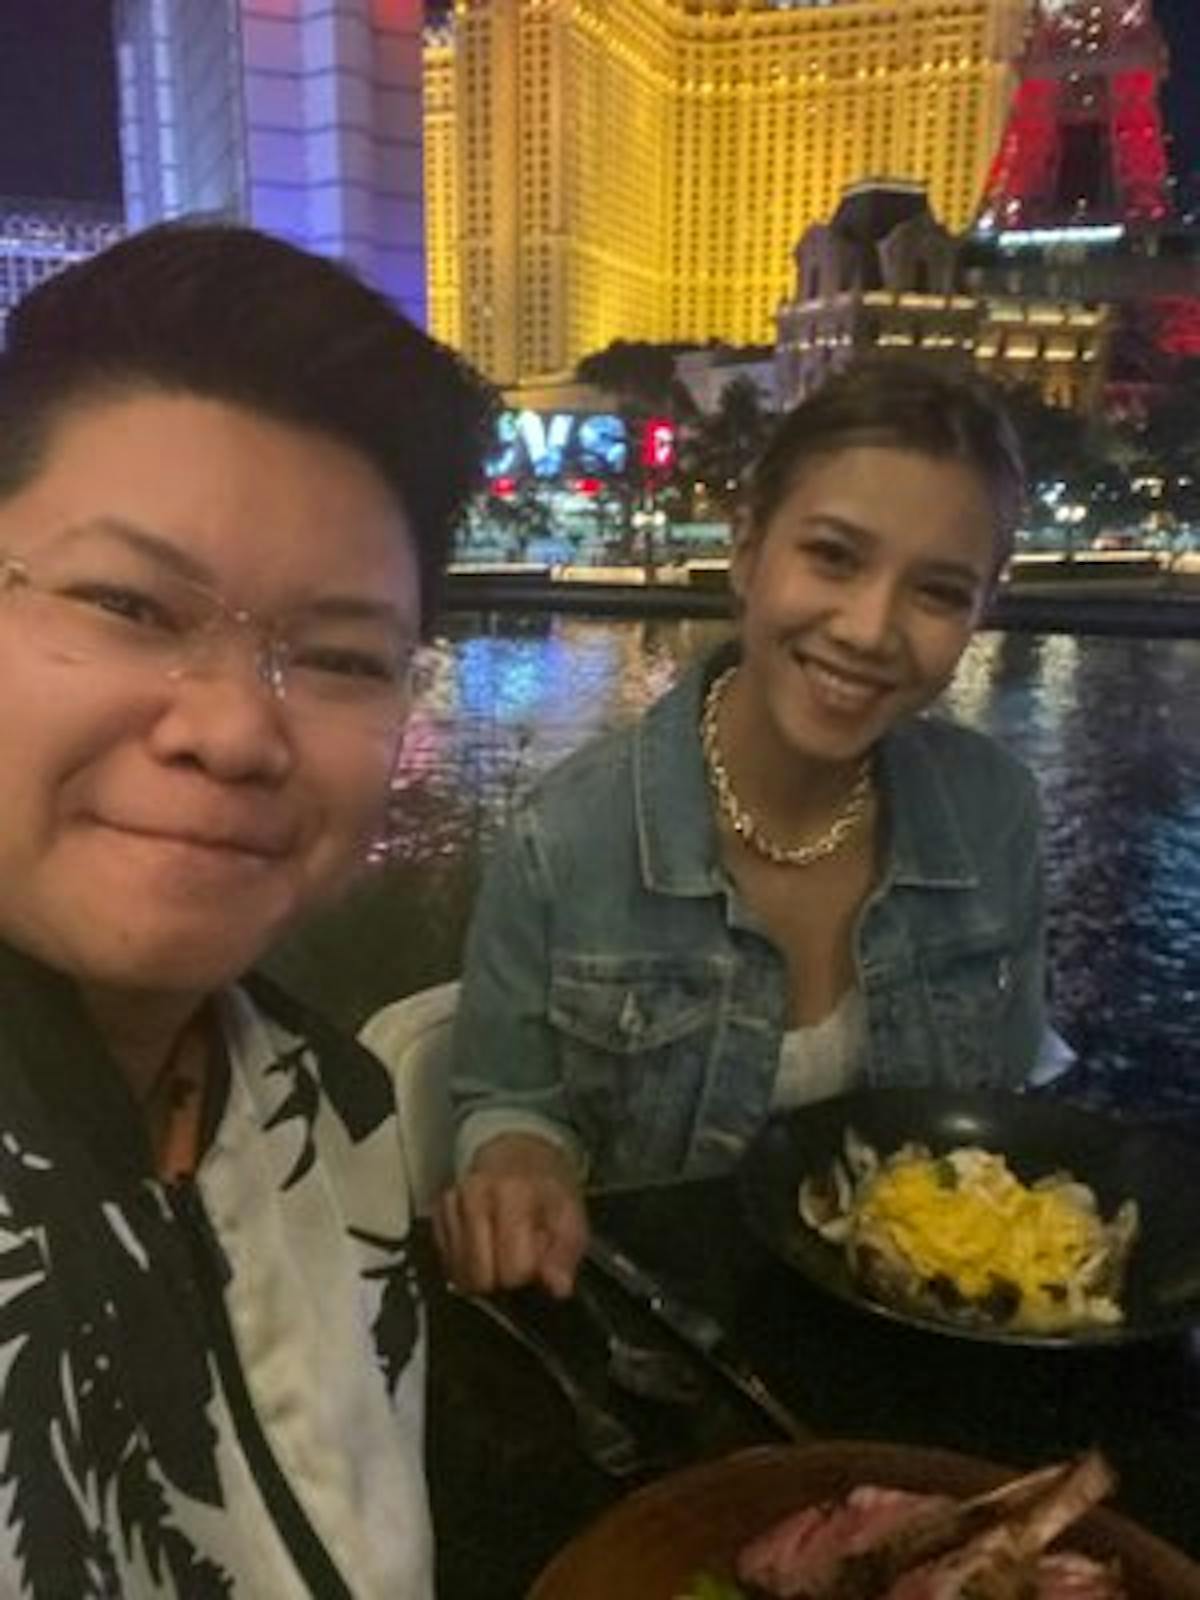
left=965, top=1, right=1200, bottom=386
left=977, top=0, right=1171, bottom=233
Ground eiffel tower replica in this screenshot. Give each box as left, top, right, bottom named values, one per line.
left=977, top=0, right=1171, bottom=234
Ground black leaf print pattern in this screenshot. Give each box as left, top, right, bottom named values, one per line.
left=0, top=1136, right=232, bottom=1598
left=115, top=1443, right=231, bottom=1598
left=348, top=1228, right=419, bottom=1395
left=246, top=976, right=394, bottom=1144
left=0, top=1253, right=103, bottom=1593
left=263, top=1044, right=322, bottom=1190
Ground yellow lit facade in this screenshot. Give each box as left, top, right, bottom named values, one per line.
left=429, top=0, right=1031, bottom=386
left=424, top=23, right=462, bottom=349
left=974, top=299, right=1110, bottom=413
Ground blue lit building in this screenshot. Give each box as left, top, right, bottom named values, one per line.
left=113, top=0, right=426, bottom=324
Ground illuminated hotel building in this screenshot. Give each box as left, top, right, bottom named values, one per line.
left=427, top=0, right=1030, bottom=385
left=0, top=199, right=125, bottom=342
left=425, top=19, right=462, bottom=347
left=777, top=179, right=1110, bottom=415
left=113, top=0, right=426, bottom=322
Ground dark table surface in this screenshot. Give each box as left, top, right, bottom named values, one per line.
left=423, top=1174, right=1200, bottom=1600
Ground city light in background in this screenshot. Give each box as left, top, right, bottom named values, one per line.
left=0, top=2, right=1199, bottom=563
left=419, top=1, right=1200, bottom=565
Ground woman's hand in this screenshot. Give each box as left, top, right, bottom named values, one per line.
left=432, top=1133, right=588, bottom=1298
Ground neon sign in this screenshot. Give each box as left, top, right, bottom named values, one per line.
left=641, top=418, right=677, bottom=473
left=485, top=411, right=628, bottom=481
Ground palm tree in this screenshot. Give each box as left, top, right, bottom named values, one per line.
left=481, top=482, right=555, bottom=561
left=1002, top=383, right=1118, bottom=552
left=575, top=341, right=693, bottom=569
left=683, top=375, right=774, bottom=517
left=1138, top=359, right=1200, bottom=530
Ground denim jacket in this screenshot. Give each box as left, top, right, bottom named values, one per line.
left=451, top=651, right=1047, bottom=1186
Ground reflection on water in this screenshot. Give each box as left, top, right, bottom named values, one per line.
left=941, top=632, right=1200, bottom=1110
left=389, top=616, right=1199, bottom=1112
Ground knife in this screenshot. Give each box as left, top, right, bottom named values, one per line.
left=586, top=1233, right=812, bottom=1441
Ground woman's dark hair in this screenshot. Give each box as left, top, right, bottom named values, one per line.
left=746, top=357, right=1026, bottom=576
left=0, top=221, right=495, bottom=632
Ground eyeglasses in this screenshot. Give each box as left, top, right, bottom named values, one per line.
left=0, top=544, right=418, bottom=731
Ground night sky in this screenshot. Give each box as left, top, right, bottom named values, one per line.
left=0, top=0, right=1195, bottom=206
left=0, top=1, right=120, bottom=203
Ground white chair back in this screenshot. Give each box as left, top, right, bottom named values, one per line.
left=359, top=981, right=459, bottom=1215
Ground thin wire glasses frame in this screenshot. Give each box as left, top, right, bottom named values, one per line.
left=0, top=546, right=419, bottom=729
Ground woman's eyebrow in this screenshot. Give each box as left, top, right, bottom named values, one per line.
left=58, top=518, right=414, bottom=623
left=801, top=512, right=875, bottom=541
left=920, top=559, right=988, bottom=586
left=59, top=516, right=214, bottom=584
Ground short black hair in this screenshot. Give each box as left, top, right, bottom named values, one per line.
left=747, top=357, right=1026, bottom=577
left=0, top=221, right=495, bottom=631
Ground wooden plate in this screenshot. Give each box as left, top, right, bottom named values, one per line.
left=528, top=1441, right=1200, bottom=1600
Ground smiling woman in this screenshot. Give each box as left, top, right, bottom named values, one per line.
left=434, top=358, right=1060, bottom=1307
left=0, top=223, right=491, bottom=1598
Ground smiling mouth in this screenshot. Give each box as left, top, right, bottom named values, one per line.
left=799, top=656, right=896, bottom=710
left=98, top=821, right=289, bottom=862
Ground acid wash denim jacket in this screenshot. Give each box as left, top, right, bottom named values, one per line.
left=451, top=650, right=1048, bottom=1187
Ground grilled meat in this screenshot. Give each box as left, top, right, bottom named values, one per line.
left=736, top=1486, right=953, bottom=1597
left=734, top=1454, right=1125, bottom=1600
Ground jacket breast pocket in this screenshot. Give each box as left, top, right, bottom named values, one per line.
left=920, top=941, right=1016, bottom=1087
left=548, top=956, right=726, bottom=1181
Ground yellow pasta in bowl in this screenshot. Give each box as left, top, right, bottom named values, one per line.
left=799, top=1133, right=1140, bottom=1334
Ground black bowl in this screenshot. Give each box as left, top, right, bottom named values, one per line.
left=738, top=1088, right=1200, bottom=1347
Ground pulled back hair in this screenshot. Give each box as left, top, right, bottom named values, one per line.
left=0, top=221, right=495, bottom=631
left=746, top=357, right=1026, bottom=577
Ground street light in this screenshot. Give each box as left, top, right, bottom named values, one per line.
left=1052, top=501, right=1087, bottom=556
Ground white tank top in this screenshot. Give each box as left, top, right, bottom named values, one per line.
left=771, top=987, right=866, bottom=1110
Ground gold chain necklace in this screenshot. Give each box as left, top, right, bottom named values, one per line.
left=700, top=665, right=873, bottom=868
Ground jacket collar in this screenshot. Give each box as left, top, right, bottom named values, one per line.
left=632, top=646, right=978, bottom=897
left=0, top=938, right=395, bottom=1193
left=634, top=646, right=730, bottom=897
left=0, top=938, right=152, bottom=1186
